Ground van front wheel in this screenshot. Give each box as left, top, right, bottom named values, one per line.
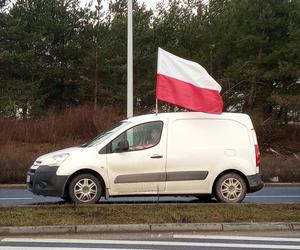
left=68, top=174, right=102, bottom=204
left=215, top=173, right=246, bottom=203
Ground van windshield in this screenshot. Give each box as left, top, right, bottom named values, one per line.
left=81, top=121, right=130, bottom=147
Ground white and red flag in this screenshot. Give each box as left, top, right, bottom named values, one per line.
left=156, top=48, right=223, bottom=114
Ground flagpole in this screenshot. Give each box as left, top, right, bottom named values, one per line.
left=155, top=48, right=160, bottom=116
left=127, top=0, right=133, bottom=118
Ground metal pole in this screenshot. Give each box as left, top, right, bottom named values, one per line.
left=127, top=0, right=133, bottom=118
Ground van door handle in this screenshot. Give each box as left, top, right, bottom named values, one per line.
left=150, top=155, right=163, bottom=159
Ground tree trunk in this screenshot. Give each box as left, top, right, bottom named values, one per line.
left=60, top=37, right=66, bottom=109
left=94, top=0, right=102, bottom=111
left=245, top=31, right=264, bottom=111
left=94, top=45, right=100, bottom=110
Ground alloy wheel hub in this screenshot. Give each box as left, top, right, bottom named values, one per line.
left=221, top=178, right=242, bottom=201
left=74, top=178, right=97, bottom=202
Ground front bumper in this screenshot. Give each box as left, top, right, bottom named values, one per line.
left=27, top=165, right=68, bottom=197
left=246, top=173, right=264, bottom=193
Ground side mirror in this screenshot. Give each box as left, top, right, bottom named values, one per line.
left=116, top=140, right=129, bottom=152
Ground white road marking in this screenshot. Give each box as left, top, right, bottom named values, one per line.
left=246, top=196, right=300, bottom=198
left=2, top=238, right=300, bottom=249
left=0, top=198, right=32, bottom=200
left=174, top=234, right=300, bottom=242
left=0, top=247, right=145, bottom=250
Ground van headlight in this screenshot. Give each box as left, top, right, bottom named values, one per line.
left=42, top=153, right=70, bottom=166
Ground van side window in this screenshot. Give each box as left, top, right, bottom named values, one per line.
left=111, top=121, right=163, bottom=153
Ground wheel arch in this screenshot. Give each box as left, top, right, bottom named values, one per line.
left=63, top=169, right=106, bottom=197
left=212, top=169, right=249, bottom=195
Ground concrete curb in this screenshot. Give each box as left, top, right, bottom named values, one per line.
left=0, top=184, right=27, bottom=189
left=264, top=183, right=300, bottom=187
left=76, top=224, right=149, bottom=233
left=150, top=223, right=222, bottom=232
left=0, top=183, right=300, bottom=189
left=0, top=222, right=299, bottom=235
left=0, top=225, right=74, bottom=235
left=222, top=222, right=293, bottom=231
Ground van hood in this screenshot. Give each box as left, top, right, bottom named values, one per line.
left=36, top=147, right=81, bottom=162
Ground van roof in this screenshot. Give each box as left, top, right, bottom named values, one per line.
left=125, top=112, right=254, bottom=129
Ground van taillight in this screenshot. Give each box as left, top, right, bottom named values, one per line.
left=255, top=144, right=260, bottom=166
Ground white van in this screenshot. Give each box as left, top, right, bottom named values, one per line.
left=27, top=112, right=263, bottom=203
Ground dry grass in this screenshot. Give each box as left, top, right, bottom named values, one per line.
left=250, top=109, right=300, bottom=154
left=0, top=105, right=124, bottom=144
left=0, top=142, right=78, bottom=184
left=0, top=204, right=299, bottom=226
left=246, top=110, right=300, bottom=182
left=0, top=105, right=124, bottom=183
left=260, top=153, right=300, bottom=182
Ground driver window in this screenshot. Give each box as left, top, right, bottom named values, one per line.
left=111, top=121, right=163, bottom=153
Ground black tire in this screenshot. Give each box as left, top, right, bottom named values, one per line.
left=68, top=173, right=102, bottom=204
left=214, top=173, right=246, bottom=203
left=61, top=195, right=71, bottom=203
left=194, top=194, right=214, bottom=202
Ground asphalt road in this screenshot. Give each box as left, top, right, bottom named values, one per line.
left=0, top=186, right=299, bottom=205
left=1, top=232, right=300, bottom=250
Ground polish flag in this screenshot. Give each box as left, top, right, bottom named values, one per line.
left=156, top=48, right=223, bottom=114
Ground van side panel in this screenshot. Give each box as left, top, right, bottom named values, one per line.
left=165, top=118, right=255, bottom=194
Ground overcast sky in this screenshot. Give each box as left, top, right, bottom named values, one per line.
left=136, top=0, right=161, bottom=10
left=80, top=0, right=164, bottom=10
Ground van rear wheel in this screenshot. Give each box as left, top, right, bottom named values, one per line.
left=215, top=173, right=246, bottom=203
left=68, top=174, right=102, bottom=204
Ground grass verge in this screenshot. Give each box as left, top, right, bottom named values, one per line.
left=0, top=204, right=299, bottom=227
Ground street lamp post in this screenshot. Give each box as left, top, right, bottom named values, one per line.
left=127, top=0, right=133, bottom=118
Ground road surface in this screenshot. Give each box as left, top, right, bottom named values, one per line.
left=0, top=186, right=299, bottom=205
left=1, top=231, right=300, bottom=249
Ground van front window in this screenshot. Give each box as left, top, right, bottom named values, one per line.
left=81, top=121, right=130, bottom=147
left=111, top=121, right=163, bottom=152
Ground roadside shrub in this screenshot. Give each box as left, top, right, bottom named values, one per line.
left=260, top=153, right=300, bottom=182
left=0, top=105, right=124, bottom=144
left=0, top=105, right=124, bottom=183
